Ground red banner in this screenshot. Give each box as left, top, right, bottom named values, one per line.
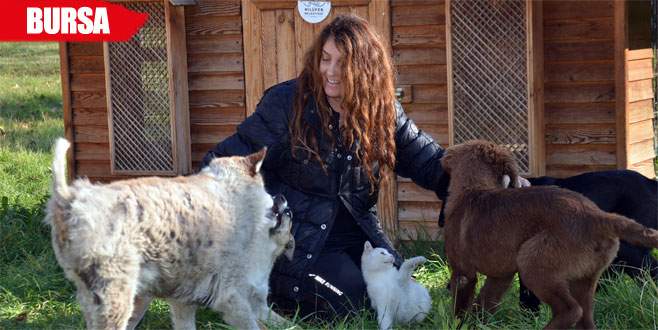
left=0, top=1, right=149, bottom=42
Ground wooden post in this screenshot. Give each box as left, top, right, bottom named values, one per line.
left=166, top=1, right=192, bottom=175
left=614, top=0, right=628, bottom=169
left=446, top=0, right=454, bottom=147
left=59, top=42, right=75, bottom=181
left=372, top=1, right=398, bottom=245
left=242, top=0, right=264, bottom=116
left=527, top=0, right=545, bottom=176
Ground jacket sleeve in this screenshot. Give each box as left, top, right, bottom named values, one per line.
left=393, top=102, right=445, bottom=195
left=200, top=85, right=291, bottom=169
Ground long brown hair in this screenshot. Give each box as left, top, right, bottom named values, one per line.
left=290, top=14, right=397, bottom=187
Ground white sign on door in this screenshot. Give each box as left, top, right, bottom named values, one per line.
left=297, top=1, right=331, bottom=24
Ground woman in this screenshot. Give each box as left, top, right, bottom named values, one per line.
left=201, top=14, right=445, bottom=318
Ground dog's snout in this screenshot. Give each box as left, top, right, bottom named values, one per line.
left=274, top=194, right=287, bottom=205
left=272, top=194, right=289, bottom=216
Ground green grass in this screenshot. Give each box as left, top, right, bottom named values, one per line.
left=0, top=42, right=63, bottom=152
left=1, top=42, right=658, bottom=329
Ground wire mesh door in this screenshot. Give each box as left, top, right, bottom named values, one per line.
left=449, top=0, right=530, bottom=173
left=106, top=1, right=175, bottom=175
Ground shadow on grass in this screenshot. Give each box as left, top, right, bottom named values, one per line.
left=0, top=195, right=83, bottom=329
left=0, top=86, right=64, bottom=153
left=0, top=42, right=60, bottom=77
left=0, top=313, right=83, bottom=330
left=0, top=119, right=64, bottom=153
left=0, top=196, right=51, bottom=262
left=0, top=93, right=62, bottom=122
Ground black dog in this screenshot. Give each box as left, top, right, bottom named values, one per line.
left=437, top=169, right=658, bottom=311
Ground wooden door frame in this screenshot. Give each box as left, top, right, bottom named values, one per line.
left=241, top=0, right=397, bottom=242
left=370, top=1, right=397, bottom=245
left=446, top=0, right=545, bottom=176
left=241, top=0, right=264, bottom=116
left=59, top=42, right=75, bottom=181
left=528, top=0, right=544, bottom=176
left=614, top=0, right=628, bottom=169
left=242, top=0, right=392, bottom=115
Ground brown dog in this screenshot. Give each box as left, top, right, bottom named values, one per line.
left=441, top=140, right=658, bottom=329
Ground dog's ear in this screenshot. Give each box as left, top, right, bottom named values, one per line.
left=246, top=147, right=267, bottom=176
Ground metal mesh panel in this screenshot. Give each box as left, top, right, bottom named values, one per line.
left=451, top=0, right=529, bottom=173
left=107, top=1, right=174, bottom=173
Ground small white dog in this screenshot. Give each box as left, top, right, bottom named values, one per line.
left=361, top=241, right=431, bottom=330
left=46, top=138, right=294, bottom=330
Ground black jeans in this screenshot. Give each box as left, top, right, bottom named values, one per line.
left=271, top=244, right=369, bottom=320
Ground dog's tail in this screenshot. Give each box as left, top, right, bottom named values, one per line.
left=52, top=138, right=72, bottom=202
left=606, top=212, right=658, bottom=248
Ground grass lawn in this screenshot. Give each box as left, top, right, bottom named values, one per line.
left=1, top=42, right=657, bottom=329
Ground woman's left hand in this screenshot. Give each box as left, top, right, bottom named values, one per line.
left=516, top=176, right=531, bottom=188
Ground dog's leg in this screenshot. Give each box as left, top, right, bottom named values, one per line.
left=167, top=299, right=197, bottom=330
left=73, top=261, right=138, bottom=330
left=449, top=272, right=476, bottom=317
left=260, top=308, right=289, bottom=328
left=614, top=243, right=652, bottom=278
left=93, top=278, right=137, bottom=330
left=377, top=308, right=394, bottom=330
left=75, top=286, right=96, bottom=329
left=475, top=275, right=514, bottom=313
left=518, top=239, right=583, bottom=328
left=570, top=276, right=599, bottom=329
left=214, top=289, right=259, bottom=330
left=516, top=235, right=552, bottom=315
left=612, top=244, right=658, bottom=281
left=524, top=276, right=582, bottom=330
left=398, top=256, right=427, bottom=282
left=250, top=287, right=289, bottom=327
left=79, top=265, right=138, bottom=330
left=647, top=255, right=658, bottom=279
left=126, top=294, right=153, bottom=330
left=519, top=277, right=541, bottom=312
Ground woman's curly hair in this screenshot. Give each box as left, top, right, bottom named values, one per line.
left=290, top=14, right=397, bottom=189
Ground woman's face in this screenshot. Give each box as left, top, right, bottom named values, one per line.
left=319, top=37, right=344, bottom=103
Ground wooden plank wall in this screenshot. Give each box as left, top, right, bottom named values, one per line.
left=67, top=1, right=244, bottom=180
left=391, top=0, right=446, bottom=241
left=66, top=42, right=135, bottom=182
left=626, top=48, right=655, bottom=178
left=625, top=0, right=655, bottom=178
left=65, top=1, right=651, bottom=242
left=543, top=0, right=618, bottom=177
left=185, top=0, right=245, bottom=170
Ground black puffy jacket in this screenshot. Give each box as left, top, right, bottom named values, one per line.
left=201, top=80, right=444, bottom=302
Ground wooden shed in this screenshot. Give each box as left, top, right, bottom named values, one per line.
left=59, top=0, right=656, bottom=242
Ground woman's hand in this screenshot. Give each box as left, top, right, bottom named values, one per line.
left=516, top=176, right=531, bottom=188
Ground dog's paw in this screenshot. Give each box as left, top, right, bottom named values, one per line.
left=406, top=256, right=427, bottom=269
left=415, top=256, right=428, bottom=265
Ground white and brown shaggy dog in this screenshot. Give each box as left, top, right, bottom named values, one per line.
left=45, top=138, right=294, bottom=330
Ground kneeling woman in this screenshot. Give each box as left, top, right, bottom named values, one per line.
left=201, top=14, right=445, bottom=319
